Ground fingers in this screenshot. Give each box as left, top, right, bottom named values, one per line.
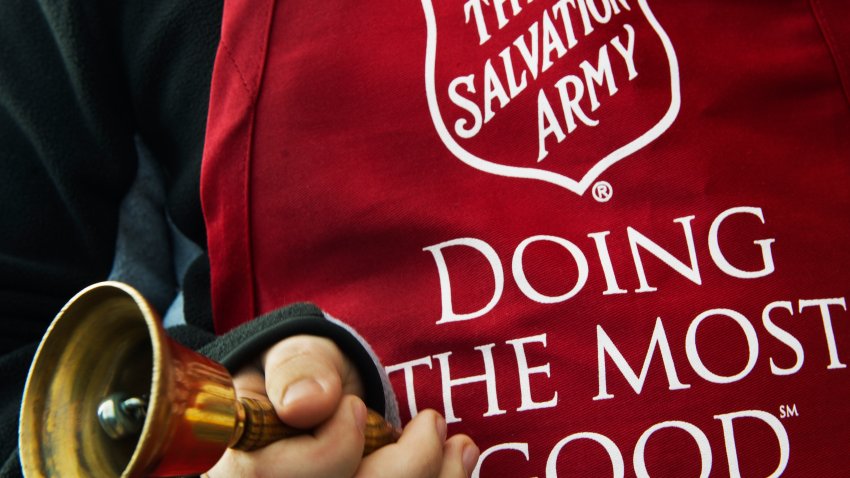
left=439, top=434, right=480, bottom=478
left=254, top=395, right=367, bottom=478
left=354, top=410, right=445, bottom=478
left=262, top=335, right=364, bottom=429
left=209, top=335, right=482, bottom=477
left=354, top=410, right=480, bottom=478
left=206, top=395, right=368, bottom=478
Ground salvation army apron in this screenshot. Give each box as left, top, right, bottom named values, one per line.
left=201, top=0, right=850, bottom=475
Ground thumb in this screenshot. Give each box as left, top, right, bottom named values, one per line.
left=262, top=335, right=362, bottom=429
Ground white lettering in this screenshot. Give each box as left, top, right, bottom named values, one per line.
left=541, top=10, right=568, bottom=73
left=551, top=0, right=580, bottom=49
left=708, top=206, right=776, bottom=279
left=595, top=318, right=691, bottom=400
left=464, top=0, right=492, bottom=45
left=546, top=432, right=625, bottom=477
left=483, top=59, right=511, bottom=123
left=512, top=235, right=589, bottom=303
left=714, top=410, right=789, bottom=478
left=433, top=345, right=506, bottom=423
left=633, top=421, right=712, bottom=478
left=385, top=357, right=434, bottom=418
left=610, top=24, right=637, bottom=80
left=424, top=238, right=505, bottom=324
left=579, top=44, right=618, bottom=112
left=449, top=75, right=483, bottom=139
left=587, top=231, right=627, bottom=295
left=478, top=408, right=790, bottom=476
left=798, top=297, right=847, bottom=369
left=573, top=0, right=596, bottom=35
left=513, top=22, right=541, bottom=80
left=506, top=334, right=558, bottom=411
left=762, top=301, right=804, bottom=375
left=499, top=47, right=528, bottom=99
left=493, top=0, right=524, bottom=29
left=686, top=309, right=759, bottom=384
left=629, top=215, right=701, bottom=293
left=555, top=75, right=599, bottom=132
left=584, top=0, right=612, bottom=24
left=537, top=89, right=566, bottom=161
left=472, top=443, right=531, bottom=478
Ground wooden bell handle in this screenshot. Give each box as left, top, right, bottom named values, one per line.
left=232, top=397, right=400, bottom=455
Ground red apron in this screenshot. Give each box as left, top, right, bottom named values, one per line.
left=202, top=0, right=850, bottom=475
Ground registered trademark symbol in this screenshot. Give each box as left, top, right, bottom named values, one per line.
left=592, top=181, right=613, bottom=202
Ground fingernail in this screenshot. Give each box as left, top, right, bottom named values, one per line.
left=462, top=444, right=480, bottom=476
left=282, top=378, right=324, bottom=408
left=351, top=398, right=367, bottom=432
left=435, top=413, right=447, bottom=441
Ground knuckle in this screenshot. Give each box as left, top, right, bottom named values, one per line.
left=267, top=336, right=341, bottom=370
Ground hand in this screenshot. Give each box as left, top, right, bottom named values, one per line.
left=204, top=335, right=480, bottom=477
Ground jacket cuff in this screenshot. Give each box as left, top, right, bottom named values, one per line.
left=197, top=303, right=391, bottom=419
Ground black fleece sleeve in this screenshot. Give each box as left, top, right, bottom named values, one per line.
left=0, top=0, right=221, bottom=475
left=1, top=1, right=136, bottom=474
left=164, top=257, right=390, bottom=418
left=198, top=303, right=389, bottom=417
left=0, top=1, right=392, bottom=476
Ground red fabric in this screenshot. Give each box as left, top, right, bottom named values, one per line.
left=201, top=0, right=276, bottom=326
left=811, top=0, right=850, bottom=104
left=203, top=0, right=850, bottom=475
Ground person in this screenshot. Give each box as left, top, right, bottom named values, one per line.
left=2, top=0, right=849, bottom=477
left=0, top=1, right=476, bottom=476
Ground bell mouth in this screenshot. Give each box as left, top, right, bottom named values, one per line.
left=19, top=282, right=166, bottom=478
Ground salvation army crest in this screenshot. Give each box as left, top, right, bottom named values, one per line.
left=420, top=0, right=680, bottom=197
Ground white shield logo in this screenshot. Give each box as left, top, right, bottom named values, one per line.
left=421, top=0, right=680, bottom=196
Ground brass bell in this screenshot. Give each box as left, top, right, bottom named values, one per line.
left=19, top=281, right=397, bottom=477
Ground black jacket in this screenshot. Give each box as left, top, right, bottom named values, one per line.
left=0, top=1, right=387, bottom=475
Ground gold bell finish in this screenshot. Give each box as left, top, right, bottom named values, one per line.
left=19, top=281, right=398, bottom=477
